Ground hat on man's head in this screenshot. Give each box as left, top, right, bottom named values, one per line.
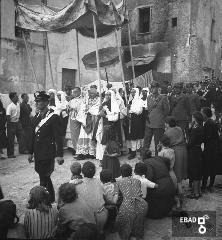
left=34, top=91, right=50, bottom=102
left=150, top=81, right=160, bottom=88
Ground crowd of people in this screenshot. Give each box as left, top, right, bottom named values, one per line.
left=0, top=79, right=222, bottom=239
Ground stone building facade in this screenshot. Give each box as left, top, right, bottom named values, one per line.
left=123, top=0, right=222, bottom=84
left=0, top=0, right=46, bottom=94
left=0, top=0, right=222, bottom=94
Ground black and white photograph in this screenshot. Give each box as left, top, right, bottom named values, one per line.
left=0, top=0, right=222, bottom=239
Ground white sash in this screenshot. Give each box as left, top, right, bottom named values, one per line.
left=35, top=112, right=55, bottom=133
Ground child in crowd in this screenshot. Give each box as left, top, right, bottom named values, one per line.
left=102, top=140, right=121, bottom=179
left=69, top=162, right=83, bottom=184
left=134, top=162, right=158, bottom=199
left=100, top=169, right=118, bottom=231
left=24, top=186, right=58, bottom=239
left=100, top=169, right=118, bottom=204
left=158, top=135, right=177, bottom=189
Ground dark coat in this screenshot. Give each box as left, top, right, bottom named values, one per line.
left=124, top=100, right=144, bottom=140
left=30, top=111, right=63, bottom=176
left=187, top=125, right=204, bottom=180
left=187, top=93, right=201, bottom=114
left=147, top=94, right=169, bottom=129
left=0, top=107, right=7, bottom=149
left=203, top=119, right=220, bottom=176
left=20, top=102, right=32, bottom=128
left=170, top=93, right=191, bottom=122
left=143, top=157, right=176, bottom=219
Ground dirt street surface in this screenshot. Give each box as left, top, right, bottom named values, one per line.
left=0, top=147, right=222, bottom=240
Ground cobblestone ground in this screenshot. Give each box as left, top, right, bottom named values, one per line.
left=0, top=146, right=222, bottom=240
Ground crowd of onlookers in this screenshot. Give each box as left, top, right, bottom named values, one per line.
left=0, top=78, right=222, bottom=239
left=0, top=92, right=32, bottom=159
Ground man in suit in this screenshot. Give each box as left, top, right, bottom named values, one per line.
left=186, top=83, right=201, bottom=114
left=170, top=82, right=191, bottom=139
left=143, top=82, right=170, bottom=155
left=20, top=93, right=32, bottom=154
left=28, top=91, right=64, bottom=203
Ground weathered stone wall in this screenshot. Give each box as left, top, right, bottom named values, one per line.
left=164, top=0, right=191, bottom=83
left=123, top=0, right=169, bottom=46
left=124, top=0, right=222, bottom=84
left=0, top=0, right=46, bottom=94
left=189, top=0, right=222, bottom=82
left=122, top=0, right=170, bottom=80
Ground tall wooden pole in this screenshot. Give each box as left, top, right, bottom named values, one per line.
left=105, top=68, right=109, bottom=84
left=92, top=14, right=102, bottom=104
left=76, top=30, right=81, bottom=87
left=46, top=33, right=55, bottom=89
left=22, top=31, right=40, bottom=90
left=114, top=29, right=128, bottom=104
left=127, top=10, right=135, bottom=82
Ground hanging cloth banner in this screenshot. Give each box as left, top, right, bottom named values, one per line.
left=132, top=70, right=153, bottom=88
left=15, top=0, right=126, bottom=38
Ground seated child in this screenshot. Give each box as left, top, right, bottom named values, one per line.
left=158, top=135, right=177, bottom=189
left=69, top=162, right=83, bottom=185
left=134, top=162, right=158, bottom=199
left=100, top=169, right=118, bottom=205
left=100, top=169, right=118, bottom=231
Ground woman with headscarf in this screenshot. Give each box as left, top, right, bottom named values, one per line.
left=94, top=90, right=120, bottom=165
left=115, top=89, right=127, bottom=152
left=126, top=88, right=144, bottom=160
left=48, top=89, right=57, bottom=111
left=99, top=90, right=122, bottom=177
left=57, top=91, right=69, bottom=147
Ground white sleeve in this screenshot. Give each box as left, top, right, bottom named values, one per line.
left=6, top=105, right=11, bottom=116
left=144, top=178, right=156, bottom=188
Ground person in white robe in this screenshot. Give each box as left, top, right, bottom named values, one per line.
left=95, top=90, right=120, bottom=163
left=127, top=88, right=144, bottom=159
left=67, top=87, right=83, bottom=155
left=56, top=91, right=69, bottom=148
left=75, top=86, right=100, bottom=160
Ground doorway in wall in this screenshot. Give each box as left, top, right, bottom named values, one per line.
left=62, top=68, right=76, bottom=90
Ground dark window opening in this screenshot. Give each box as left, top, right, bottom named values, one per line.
left=62, top=68, right=76, bottom=90
left=172, top=17, right=177, bottom=27
left=211, top=19, right=216, bottom=42
left=139, top=7, right=151, bottom=34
